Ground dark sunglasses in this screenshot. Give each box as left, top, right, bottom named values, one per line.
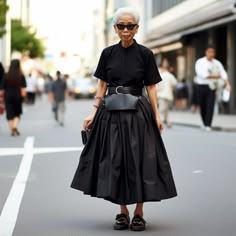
left=116, top=24, right=137, bottom=30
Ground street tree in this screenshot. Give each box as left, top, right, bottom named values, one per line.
left=11, top=19, right=45, bottom=58
left=0, top=0, right=9, bottom=38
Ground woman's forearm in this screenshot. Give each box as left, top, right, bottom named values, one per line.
left=146, top=84, right=160, bottom=117
left=92, top=79, right=107, bottom=113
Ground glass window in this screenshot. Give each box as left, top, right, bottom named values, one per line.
left=152, top=0, right=187, bottom=17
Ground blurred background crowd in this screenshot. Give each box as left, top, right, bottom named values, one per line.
left=0, top=0, right=236, bottom=115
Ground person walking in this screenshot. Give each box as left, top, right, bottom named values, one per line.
left=157, top=58, right=177, bottom=127
left=71, top=7, right=177, bottom=231
left=51, top=71, right=67, bottom=126
left=195, top=45, right=231, bottom=131
left=26, top=73, right=38, bottom=104
left=190, top=76, right=199, bottom=113
left=0, top=59, right=26, bottom=136
left=0, top=62, right=5, bottom=115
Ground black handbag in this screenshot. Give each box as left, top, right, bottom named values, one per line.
left=81, top=129, right=90, bottom=145
left=104, top=94, right=139, bottom=111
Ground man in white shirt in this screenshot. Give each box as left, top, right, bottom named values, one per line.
left=195, top=45, right=231, bottom=131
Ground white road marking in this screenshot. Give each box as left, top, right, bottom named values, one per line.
left=0, top=147, right=83, bottom=156
left=192, top=170, right=204, bottom=174
left=0, top=139, right=83, bottom=235
left=0, top=137, right=35, bottom=236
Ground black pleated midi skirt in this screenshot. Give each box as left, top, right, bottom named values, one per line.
left=71, top=96, right=177, bottom=205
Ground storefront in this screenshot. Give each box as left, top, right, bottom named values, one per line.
left=144, top=0, right=236, bottom=113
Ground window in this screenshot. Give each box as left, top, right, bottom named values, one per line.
left=152, top=0, right=187, bottom=17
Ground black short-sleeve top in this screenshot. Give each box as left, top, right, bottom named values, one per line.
left=94, top=40, right=162, bottom=88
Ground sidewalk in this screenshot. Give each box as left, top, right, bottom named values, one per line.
left=170, top=110, right=236, bottom=132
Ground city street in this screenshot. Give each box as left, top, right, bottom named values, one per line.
left=0, top=97, right=236, bottom=236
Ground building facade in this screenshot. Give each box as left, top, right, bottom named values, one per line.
left=144, top=0, right=236, bottom=113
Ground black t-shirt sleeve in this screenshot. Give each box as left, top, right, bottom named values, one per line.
left=94, top=50, right=107, bottom=82
left=144, top=50, right=162, bottom=86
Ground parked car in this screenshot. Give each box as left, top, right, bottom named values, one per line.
left=72, top=77, right=97, bottom=99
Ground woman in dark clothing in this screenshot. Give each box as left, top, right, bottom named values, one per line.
left=71, top=7, right=177, bottom=231
left=0, top=62, right=5, bottom=115
left=1, top=59, right=26, bottom=136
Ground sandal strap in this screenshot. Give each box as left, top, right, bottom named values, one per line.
left=115, top=213, right=130, bottom=223
left=132, top=215, right=146, bottom=225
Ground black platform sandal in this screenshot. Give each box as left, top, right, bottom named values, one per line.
left=130, top=215, right=147, bottom=231
left=113, top=213, right=130, bottom=230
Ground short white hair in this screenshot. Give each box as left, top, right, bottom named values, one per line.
left=113, top=7, right=140, bottom=24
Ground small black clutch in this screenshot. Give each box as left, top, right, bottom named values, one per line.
left=81, top=129, right=90, bottom=145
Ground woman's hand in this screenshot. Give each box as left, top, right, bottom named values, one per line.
left=156, top=114, right=164, bottom=134
left=146, top=84, right=164, bottom=134
left=83, top=114, right=95, bottom=130
left=83, top=79, right=107, bottom=130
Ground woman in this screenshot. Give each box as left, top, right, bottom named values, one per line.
left=71, top=7, right=177, bottom=231
left=1, top=59, right=26, bottom=136
left=0, top=62, right=5, bottom=115
left=157, top=58, right=177, bottom=127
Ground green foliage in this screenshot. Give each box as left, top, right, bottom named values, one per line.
left=0, top=0, right=9, bottom=38
left=11, top=19, right=45, bottom=58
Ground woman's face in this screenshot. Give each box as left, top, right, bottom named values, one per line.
left=114, top=14, right=139, bottom=42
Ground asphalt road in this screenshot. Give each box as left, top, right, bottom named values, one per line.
left=0, top=96, right=236, bottom=236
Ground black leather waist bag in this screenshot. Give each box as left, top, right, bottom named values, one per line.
left=104, top=94, right=139, bottom=111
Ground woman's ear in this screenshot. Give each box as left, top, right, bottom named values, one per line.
left=113, top=25, right=118, bottom=34
left=134, top=24, right=139, bottom=34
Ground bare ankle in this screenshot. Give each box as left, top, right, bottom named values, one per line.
left=120, top=205, right=129, bottom=216
left=134, top=212, right=143, bottom=217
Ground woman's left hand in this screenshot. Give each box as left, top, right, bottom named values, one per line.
left=156, top=114, right=164, bottom=134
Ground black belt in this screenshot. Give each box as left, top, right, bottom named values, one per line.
left=108, top=86, right=142, bottom=96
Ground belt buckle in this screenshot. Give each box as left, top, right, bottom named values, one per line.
left=115, top=86, right=123, bottom=94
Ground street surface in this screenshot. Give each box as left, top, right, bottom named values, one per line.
left=0, top=96, right=236, bottom=236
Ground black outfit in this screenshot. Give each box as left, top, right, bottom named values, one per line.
left=27, top=92, right=36, bottom=104
left=1, top=75, right=26, bottom=120
left=0, top=66, right=4, bottom=115
left=71, top=40, right=177, bottom=205
left=198, top=85, right=215, bottom=126
left=175, top=82, right=188, bottom=99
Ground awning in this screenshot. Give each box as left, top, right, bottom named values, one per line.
left=145, top=13, right=236, bottom=50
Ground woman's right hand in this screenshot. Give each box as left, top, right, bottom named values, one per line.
left=83, top=114, right=95, bottom=130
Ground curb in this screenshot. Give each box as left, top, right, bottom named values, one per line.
left=172, top=122, right=236, bottom=132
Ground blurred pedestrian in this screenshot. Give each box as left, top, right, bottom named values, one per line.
left=195, top=45, right=231, bottom=131
left=36, top=73, right=45, bottom=100
left=44, top=74, right=53, bottom=94
left=51, top=71, right=67, bottom=126
left=190, top=76, right=199, bottom=113
left=71, top=7, right=177, bottom=231
left=157, top=58, right=177, bottom=127
left=174, top=79, right=189, bottom=110
left=26, top=73, right=38, bottom=104
left=0, top=62, right=5, bottom=115
left=0, top=59, right=26, bottom=136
